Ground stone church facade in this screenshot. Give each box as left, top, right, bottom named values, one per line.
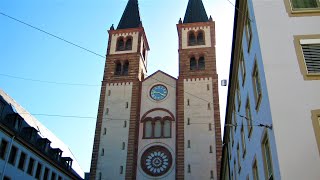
left=90, top=0, right=222, bottom=179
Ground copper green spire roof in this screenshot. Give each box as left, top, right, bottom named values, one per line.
left=183, top=0, right=209, bottom=23
left=117, top=0, right=142, bottom=29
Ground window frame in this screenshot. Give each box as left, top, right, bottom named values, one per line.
left=35, top=162, right=42, bottom=179
left=18, top=151, right=27, bottom=171
left=125, top=36, right=133, bottom=50
left=236, top=80, right=241, bottom=112
left=237, top=143, right=241, bottom=173
left=43, top=167, right=50, bottom=180
left=239, top=50, right=246, bottom=86
left=142, top=117, right=173, bottom=139
left=116, top=37, right=125, bottom=51
left=8, top=145, right=18, bottom=165
left=311, top=109, right=320, bottom=156
left=241, top=125, right=247, bottom=158
left=261, top=131, right=274, bottom=180
left=246, top=97, right=253, bottom=137
left=0, top=139, right=8, bottom=160
left=27, top=157, right=35, bottom=176
left=252, top=59, right=262, bottom=110
left=244, top=3, right=253, bottom=52
left=284, top=0, right=320, bottom=16
left=196, top=30, right=205, bottom=45
left=294, top=35, right=320, bottom=80
left=252, top=157, right=260, bottom=180
left=189, top=56, right=206, bottom=71
left=187, top=30, right=206, bottom=46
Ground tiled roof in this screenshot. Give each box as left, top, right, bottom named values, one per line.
left=183, top=0, right=209, bottom=23
left=117, top=0, right=142, bottom=29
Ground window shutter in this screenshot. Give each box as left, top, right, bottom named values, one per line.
left=301, top=44, right=320, bottom=74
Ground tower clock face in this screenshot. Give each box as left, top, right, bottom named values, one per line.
left=150, top=85, right=168, bottom=101
left=141, top=146, right=173, bottom=177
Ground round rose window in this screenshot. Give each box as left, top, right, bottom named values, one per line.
left=141, top=146, right=172, bottom=177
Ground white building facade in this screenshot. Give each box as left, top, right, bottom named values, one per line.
left=221, top=0, right=320, bottom=180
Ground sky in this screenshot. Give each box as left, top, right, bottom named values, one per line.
left=0, top=0, right=235, bottom=173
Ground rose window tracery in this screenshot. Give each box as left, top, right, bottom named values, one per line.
left=141, top=146, right=172, bottom=177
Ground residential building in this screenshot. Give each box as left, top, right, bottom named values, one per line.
left=0, top=89, right=84, bottom=179
left=221, top=0, right=320, bottom=180
left=89, top=0, right=222, bottom=179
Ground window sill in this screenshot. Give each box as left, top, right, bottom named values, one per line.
left=303, top=74, right=320, bottom=80
left=142, top=136, right=172, bottom=139
left=288, top=8, right=320, bottom=17
left=116, top=48, right=132, bottom=52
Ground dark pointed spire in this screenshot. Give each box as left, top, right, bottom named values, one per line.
left=117, top=0, right=142, bottom=29
left=183, top=0, right=209, bottom=23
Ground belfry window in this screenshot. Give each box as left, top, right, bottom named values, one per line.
left=188, top=30, right=206, bottom=46
left=116, top=36, right=133, bottom=51
left=116, top=37, right=125, bottom=51
left=114, top=60, right=129, bottom=76
left=125, top=37, right=132, bottom=50
left=197, top=31, right=205, bottom=45
left=123, top=61, right=129, bottom=75
left=198, top=56, right=205, bottom=70
left=190, top=57, right=197, bottom=70
left=143, top=116, right=173, bottom=139
left=115, top=61, right=122, bottom=75
left=188, top=31, right=196, bottom=46
left=190, top=56, right=206, bottom=70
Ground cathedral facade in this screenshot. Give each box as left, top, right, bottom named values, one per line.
left=90, top=0, right=222, bottom=179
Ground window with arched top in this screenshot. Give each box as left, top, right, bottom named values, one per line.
left=123, top=61, right=129, bottom=75
left=115, top=61, right=122, bottom=75
left=163, top=120, right=171, bottom=137
left=187, top=30, right=206, bottom=46
left=142, top=115, right=173, bottom=139
left=125, top=37, right=132, bottom=50
left=188, top=31, right=196, bottom=46
left=198, top=56, right=205, bottom=70
left=116, top=37, right=125, bottom=51
left=144, top=121, right=152, bottom=138
left=190, top=57, right=197, bottom=70
left=197, top=31, right=205, bottom=45
left=154, top=120, right=162, bottom=138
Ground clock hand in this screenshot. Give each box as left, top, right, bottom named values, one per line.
left=154, top=91, right=165, bottom=96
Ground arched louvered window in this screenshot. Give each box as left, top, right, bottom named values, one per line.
left=116, top=37, right=125, bottom=51
left=188, top=31, right=196, bottom=46
left=115, top=61, right=122, bottom=75
left=190, top=57, right=197, bottom=70
left=198, top=56, right=205, bottom=70
left=122, top=61, right=129, bottom=75
left=163, top=120, right=171, bottom=137
left=197, top=31, right=205, bottom=45
left=125, top=37, right=132, bottom=50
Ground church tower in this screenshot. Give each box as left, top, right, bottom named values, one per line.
left=176, top=0, right=222, bottom=179
left=90, top=0, right=221, bottom=179
left=89, top=0, right=149, bottom=179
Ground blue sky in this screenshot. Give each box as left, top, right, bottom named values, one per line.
left=0, top=0, right=235, bottom=173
